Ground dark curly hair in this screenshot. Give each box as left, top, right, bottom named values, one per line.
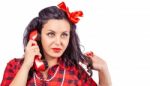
left=23, top=6, right=93, bottom=80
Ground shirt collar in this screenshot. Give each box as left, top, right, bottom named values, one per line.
left=35, top=58, right=65, bottom=79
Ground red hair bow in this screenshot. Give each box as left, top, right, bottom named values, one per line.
left=57, top=2, right=83, bottom=24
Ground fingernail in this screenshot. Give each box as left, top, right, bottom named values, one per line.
left=90, top=51, right=94, bottom=57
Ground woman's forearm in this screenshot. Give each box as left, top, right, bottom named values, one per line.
left=10, top=63, right=30, bottom=86
left=98, top=65, right=112, bottom=86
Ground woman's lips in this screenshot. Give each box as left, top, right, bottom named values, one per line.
left=52, top=48, right=62, bottom=52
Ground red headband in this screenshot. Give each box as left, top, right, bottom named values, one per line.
left=57, top=2, right=83, bottom=24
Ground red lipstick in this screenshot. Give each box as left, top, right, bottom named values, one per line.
left=52, top=48, right=62, bottom=52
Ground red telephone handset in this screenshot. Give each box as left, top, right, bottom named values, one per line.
left=29, top=30, right=48, bottom=71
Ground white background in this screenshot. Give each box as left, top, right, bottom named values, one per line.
left=0, top=0, right=150, bottom=86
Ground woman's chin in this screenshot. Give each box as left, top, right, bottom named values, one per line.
left=50, top=53, right=62, bottom=58
left=46, top=50, right=63, bottom=58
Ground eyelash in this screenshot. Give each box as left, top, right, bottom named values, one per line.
left=47, top=32, right=69, bottom=38
left=47, top=32, right=55, bottom=37
left=62, top=33, right=68, bottom=37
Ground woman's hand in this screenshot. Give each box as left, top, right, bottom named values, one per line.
left=84, top=51, right=107, bottom=71
left=84, top=51, right=112, bottom=86
left=23, top=40, right=41, bottom=70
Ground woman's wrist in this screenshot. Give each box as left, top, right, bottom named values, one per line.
left=22, top=62, right=32, bottom=71
left=97, top=60, right=108, bottom=72
left=97, top=61, right=112, bottom=86
left=98, top=66, right=112, bottom=86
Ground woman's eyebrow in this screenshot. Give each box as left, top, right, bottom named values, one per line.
left=62, top=31, right=69, bottom=33
left=47, top=29, right=54, bottom=32
left=47, top=29, right=70, bottom=33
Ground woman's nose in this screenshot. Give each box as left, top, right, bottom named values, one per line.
left=54, top=37, right=61, bottom=45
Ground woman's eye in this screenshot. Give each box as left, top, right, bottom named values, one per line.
left=61, top=33, right=68, bottom=38
left=47, top=32, right=55, bottom=37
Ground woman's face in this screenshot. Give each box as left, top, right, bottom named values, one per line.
left=41, top=19, right=70, bottom=59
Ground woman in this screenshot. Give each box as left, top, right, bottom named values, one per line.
left=1, top=2, right=111, bottom=86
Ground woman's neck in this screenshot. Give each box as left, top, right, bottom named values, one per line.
left=41, top=52, right=59, bottom=79
left=43, top=52, right=59, bottom=68
left=41, top=57, right=58, bottom=79
left=46, top=57, right=58, bottom=68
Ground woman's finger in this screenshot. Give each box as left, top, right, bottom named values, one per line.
left=84, top=51, right=94, bottom=57
left=26, top=40, right=38, bottom=48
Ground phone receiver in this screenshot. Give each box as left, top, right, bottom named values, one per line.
left=29, top=30, right=48, bottom=71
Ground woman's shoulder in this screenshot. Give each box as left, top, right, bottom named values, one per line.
left=1, top=58, right=24, bottom=86
left=7, top=58, right=23, bottom=65
left=6, top=57, right=24, bottom=71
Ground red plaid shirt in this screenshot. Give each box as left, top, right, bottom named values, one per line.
left=1, top=58, right=97, bottom=86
